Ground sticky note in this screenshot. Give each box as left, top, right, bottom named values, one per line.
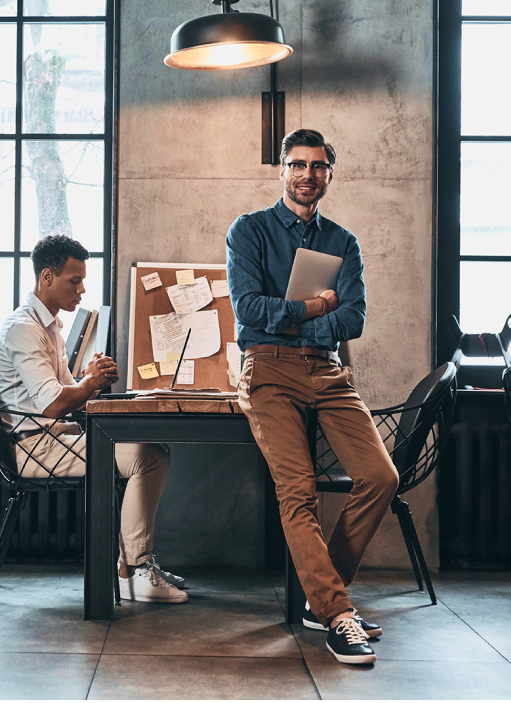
left=138, top=362, right=159, bottom=379
left=160, top=360, right=178, bottom=376
left=166, top=351, right=181, bottom=362
left=141, top=272, right=162, bottom=291
left=211, top=279, right=229, bottom=298
left=176, top=269, right=196, bottom=286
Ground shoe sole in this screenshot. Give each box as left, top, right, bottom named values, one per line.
left=303, top=617, right=328, bottom=632
left=326, top=643, right=376, bottom=665
left=120, top=594, right=188, bottom=603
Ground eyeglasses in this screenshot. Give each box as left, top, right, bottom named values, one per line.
left=285, top=161, right=331, bottom=176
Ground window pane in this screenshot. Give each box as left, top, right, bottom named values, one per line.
left=461, top=23, right=511, bottom=136
left=21, top=140, right=104, bottom=251
left=0, top=141, right=16, bottom=249
left=0, top=259, right=14, bottom=319
left=20, top=256, right=104, bottom=341
left=23, top=0, right=106, bottom=16
left=463, top=0, right=511, bottom=15
left=0, top=24, right=17, bottom=133
left=460, top=262, right=511, bottom=336
left=0, top=1, right=16, bottom=16
left=23, top=23, right=105, bottom=134
left=460, top=142, right=511, bottom=256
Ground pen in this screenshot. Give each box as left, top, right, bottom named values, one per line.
left=170, top=328, right=192, bottom=390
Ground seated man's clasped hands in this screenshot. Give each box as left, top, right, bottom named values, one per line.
left=0, top=234, right=187, bottom=604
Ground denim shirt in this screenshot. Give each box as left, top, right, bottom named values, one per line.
left=226, top=198, right=366, bottom=352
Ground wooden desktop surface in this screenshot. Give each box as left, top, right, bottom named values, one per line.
left=86, top=397, right=243, bottom=415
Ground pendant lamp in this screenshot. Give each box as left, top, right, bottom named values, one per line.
left=164, top=0, right=293, bottom=71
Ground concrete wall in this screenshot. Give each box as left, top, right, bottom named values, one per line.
left=117, top=0, right=436, bottom=569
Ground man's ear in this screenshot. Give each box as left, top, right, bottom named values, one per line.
left=279, top=164, right=285, bottom=181
left=40, top=268, right=54, bottom=288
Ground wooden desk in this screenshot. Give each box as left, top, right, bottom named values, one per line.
left=84, top=397, right=272, bottom=620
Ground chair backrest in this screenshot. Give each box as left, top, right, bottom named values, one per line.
left=390, top=362, right=457, bottom=493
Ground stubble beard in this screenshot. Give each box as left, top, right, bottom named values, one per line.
left=284, top=181, right=328, bottom=207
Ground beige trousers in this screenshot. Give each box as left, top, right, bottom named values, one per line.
left=16, top=423, right=168, bottom=566
left=238, top=351, right=399, bottom=626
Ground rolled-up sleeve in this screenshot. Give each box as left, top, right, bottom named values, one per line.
left=296, top=235, right=366, bottom=346
left=4, top=322, right=64, bottom=413
left=227, top=215, right=306, bottom=333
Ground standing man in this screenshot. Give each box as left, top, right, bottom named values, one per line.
left=0, top=235, right=187, bottom=604
left=226, top=129, right=398, bottom=665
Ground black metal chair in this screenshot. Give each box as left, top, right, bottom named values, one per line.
left=0, top=408, right=123, bottom=603
left=285, top=362, right=457, bottom=622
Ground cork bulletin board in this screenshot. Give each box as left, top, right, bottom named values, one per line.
left=127, top=263, right=236, bottom=392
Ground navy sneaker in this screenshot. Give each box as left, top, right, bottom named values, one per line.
left=326, top=618, right=376, bottom=665
left=302, top=601, right=382, bottom=638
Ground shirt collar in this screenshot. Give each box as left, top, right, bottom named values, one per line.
left=26, top=291, right=62, bottom=329
left=273, top=197, right=323, bottom=230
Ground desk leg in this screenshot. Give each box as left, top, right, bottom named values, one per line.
left=84, top=418, right=115, bottom=620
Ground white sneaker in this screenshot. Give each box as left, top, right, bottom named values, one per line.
left=146, top=555, right=185, bottom=589
left=119, top=563, right=188, bottom=603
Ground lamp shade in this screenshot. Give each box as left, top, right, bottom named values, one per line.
left=164, top=12, right=293, bottom=70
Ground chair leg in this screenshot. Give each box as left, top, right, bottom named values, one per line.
left=285, top=545, right=305, bottom=624
left=394, top=496, right=437, bottom=605
left=393, top=496, right=423, bottom=591
left=113, top=483, right=124, bottom=605
left=0, top=493, right=24, bottom=572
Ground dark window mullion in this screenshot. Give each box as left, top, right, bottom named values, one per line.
left=12, top=2, right=23, bottom=309
left=102, top=0, right=115, bottom=307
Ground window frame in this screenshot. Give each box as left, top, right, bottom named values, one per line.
left=0, top=0, right=116, bottom=317
left=436, top=0, right=511, bottom=386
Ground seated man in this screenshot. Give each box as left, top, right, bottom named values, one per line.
left=0, top=234, right=186, bottom=604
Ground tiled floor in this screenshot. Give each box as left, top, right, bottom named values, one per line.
left=0, top=565, right=510, bottom=700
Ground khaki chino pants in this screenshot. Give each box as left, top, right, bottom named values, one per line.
left=238, top=351, right=399, bottom=626
left=16, top=423, right=168, bottom=566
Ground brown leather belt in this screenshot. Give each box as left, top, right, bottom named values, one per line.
left=12, top=428, right=45, bottom=443
left=244, top=345, right=339, bottom=361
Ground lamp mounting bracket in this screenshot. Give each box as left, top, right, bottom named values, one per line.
left=212, top=0, right=240, bottom=10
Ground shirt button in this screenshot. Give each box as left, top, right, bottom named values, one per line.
left=303, top=238, right=306, bottom=243
left=296, top=219, right=301, bottom=224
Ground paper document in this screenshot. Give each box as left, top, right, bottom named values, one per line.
left=176, top=360, right=194, bottom=384
left=181, top=310, right=221, bottom=359
left=211, top=279, right=229, bottom=298
left=166, top=276, right=213, bottom=314
left=176, top=269, right=196, bottom=286
left=149, top=312, right=187, bottom=362
left=141, top=272, right=162, bottom=291
left=226, top=342, right=242, bottom=388
left=160, top=360, right=178, bottom=376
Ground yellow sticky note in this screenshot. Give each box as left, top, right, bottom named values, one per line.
left=160, top=360, right=178, bottom=376
left=176, top=269, right=196, bottom=286
left=166, top=351, right=181, bottom=362
left=138, top=362, right=159, bottom=379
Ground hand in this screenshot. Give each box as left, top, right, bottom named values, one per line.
left=319, top=289, right=338, bottom=313
left=84, top=355, right=119, bottom=390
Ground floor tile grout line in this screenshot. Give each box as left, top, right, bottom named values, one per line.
left=85, top=620, right=112, bottom=700
left=87, top=652, right=314, bottom=661
left=437, top=597, right=511, bottom=664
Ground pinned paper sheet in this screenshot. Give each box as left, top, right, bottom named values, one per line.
left=211, top=279, right=229, bottom=298
left=141, top=272, right=162, bottom=291
left=166, top=276, right=212, bottom=314
left=176, top=269, right=196, bottom=286
left=166, top=351, right=181, bottom=362
left=160, top=360, right=178, bottom=376
left=227, top=342, right=242, bottom=388
left=149, top=312, right=187, bottom=363
left=181, top=310, right=221, bottom=359
left=176, top=359, right=194, bottom=384
left=138, top=362, right=159, bottom=379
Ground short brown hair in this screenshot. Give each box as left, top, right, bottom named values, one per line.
left=280, top=129, right=336, bottom=167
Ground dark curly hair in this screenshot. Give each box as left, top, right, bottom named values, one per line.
left=31, top=235, right=89, bottom=278
left=280, top=128, right=336, bottom=167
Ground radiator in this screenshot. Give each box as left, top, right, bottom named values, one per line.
left=440, top=422, right=511, bottom=569
left=0, top=485, right=85, bottom=560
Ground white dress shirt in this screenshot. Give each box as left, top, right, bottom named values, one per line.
left=0, top=292, right=76, bottom=431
